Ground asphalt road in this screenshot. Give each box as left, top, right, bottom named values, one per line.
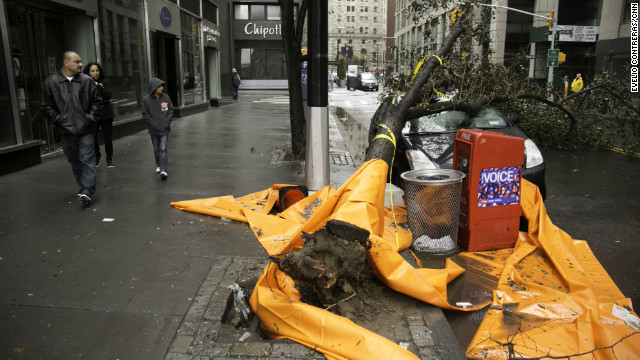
left=541, top=147, right=640, bottom=306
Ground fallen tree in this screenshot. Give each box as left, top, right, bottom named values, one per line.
left=366, top=0, right=639, bottom=169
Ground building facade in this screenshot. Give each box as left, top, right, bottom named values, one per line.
left=328, top=0, right=388, bottom=76
left=231, top=2, right=288, bottom=89
left=391, top=0, right=633, bottom=87
left=1, top=0, right=293, bottom=175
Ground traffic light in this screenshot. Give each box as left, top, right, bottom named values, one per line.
left=546, top=11, right=554, bottom=28
left=559, top=52, right=566, bottom=64
left=192, top=23, right=197, bottom=36
left=450, top=9, right=462, bottom=24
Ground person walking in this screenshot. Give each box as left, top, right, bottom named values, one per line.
left=40, top=51, right=101, bottom=207
left=563, top=75, right=569, bottom=99
left=83, top=62, right=115, bottom=168
left=571, top=73, right=583, bottom=94
left=232, top=68, right=241, bottom=102
left=142, top=78, right=173, bottom=180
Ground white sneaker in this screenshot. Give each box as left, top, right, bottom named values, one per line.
left=79, top=194, right=92, bottom=207
left=156, top=167, right=161, bottom=173
left=160, top=171, right=168, bottom=180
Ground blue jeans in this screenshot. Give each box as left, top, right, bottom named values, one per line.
left=150, top=135, right=169, bottom=172
left=59, top=133, right=96, bottom=196
left=232, top=86, right=239, bottom=101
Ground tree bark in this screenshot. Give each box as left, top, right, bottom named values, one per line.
left=279, top=0, right=308, bottom=156
left=365, top=25, right=466, bottom=167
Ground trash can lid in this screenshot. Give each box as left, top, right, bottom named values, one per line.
left=400, top=169, right=465, bottom=186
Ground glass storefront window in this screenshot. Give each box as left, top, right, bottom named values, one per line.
left=181, top=12, right=203, bottom=105
left=0, top=29, right=17, bottom=148
left=235, top=5, right=249, bottom=20
left=236, top=47, right=286, bottom=80
left=99, top=0, right=149, bottom=122
left=7, top=4, right=68, bottom=153
left=250, top=5, right=265, bottom=20
left=266, top=5, right=281, bottom=20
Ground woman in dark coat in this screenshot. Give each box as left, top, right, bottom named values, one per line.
left=83, top=62, right=115, bottom=168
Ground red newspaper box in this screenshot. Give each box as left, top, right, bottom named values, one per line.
left=453, top=129, right=524, bottom=251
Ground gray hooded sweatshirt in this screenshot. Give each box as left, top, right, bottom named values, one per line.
left=142, top=78, right=174, bottom=135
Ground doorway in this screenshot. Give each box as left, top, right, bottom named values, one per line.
left=150, top=32, right=180, bottom=106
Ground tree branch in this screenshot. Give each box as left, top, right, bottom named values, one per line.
left=515, top=94, right=576, bottom=127
left=296, top=0, right=308, bottom=45
left=558, top=83, right=607, bottom=106
left=601, top=84, right=640, bottom=118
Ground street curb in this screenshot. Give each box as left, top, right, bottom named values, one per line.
left=164, top=256, right=460, bottom=359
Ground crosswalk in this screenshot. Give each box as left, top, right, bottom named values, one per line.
left=247, top=91, right=381, bottom=111
left=253, top=96, right=290, bottom=104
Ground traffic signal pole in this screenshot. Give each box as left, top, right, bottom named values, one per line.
left=479, top=1, right=559, bottom=84
left=305, top=0, right=329, bottom=190
left=547, top=0, right=560, bottom=84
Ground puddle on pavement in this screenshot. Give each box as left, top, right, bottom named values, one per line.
left=413, top=250, right=498, bottom=351
left=334, top=107, right=369, bottom=165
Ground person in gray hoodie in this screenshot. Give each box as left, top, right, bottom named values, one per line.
left=142, top=78, right=174, bottom=179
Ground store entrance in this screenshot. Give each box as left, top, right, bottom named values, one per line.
left=150, top=32, right=180, bottom=106
left=7, top=3, right=67, bottom=154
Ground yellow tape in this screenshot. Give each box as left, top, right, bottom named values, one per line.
left=373, top=123, right=400, bottom=248
left=411, top=55, right=443, bottom=84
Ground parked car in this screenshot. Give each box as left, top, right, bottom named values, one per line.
left=369, top=102, right=546, bottom=198
left=356, top=72, right=379, bottom=91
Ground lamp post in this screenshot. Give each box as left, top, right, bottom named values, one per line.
left=336, top=26, right=354, bottom=61
left=374, top=42, right=379, bottom=76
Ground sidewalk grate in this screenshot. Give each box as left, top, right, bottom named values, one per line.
left=330, top=150, right=355, bottom=166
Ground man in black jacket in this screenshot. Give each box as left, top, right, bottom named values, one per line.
left=232, top=68, right=241, bottom=102
left=40, top=51, right=101, bottom=207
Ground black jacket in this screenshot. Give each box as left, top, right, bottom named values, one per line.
left=40, top=71, right=101, bottom=136
left=142, top=78, right=174, bottom=136
left=232, top=72, right=241, bottom=87
left=96, top=78, right=114, bottom=121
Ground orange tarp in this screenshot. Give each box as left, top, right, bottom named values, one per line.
left=171, top=159, right=639, bottom=359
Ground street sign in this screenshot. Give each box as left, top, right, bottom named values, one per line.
left=547, top=49, right=560, bottom=67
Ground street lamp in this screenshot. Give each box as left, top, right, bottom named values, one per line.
left=336, top=26, right=355, bottom=61
left=374, top=42, right=379, bottom=76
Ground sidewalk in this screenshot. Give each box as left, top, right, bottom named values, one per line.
left=0, top=90, right=464, bottom=360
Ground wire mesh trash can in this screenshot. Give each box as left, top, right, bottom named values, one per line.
left=401, top=169, right=465, bottom=255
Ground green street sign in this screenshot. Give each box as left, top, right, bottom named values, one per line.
left=547, top=49, right=560, bottom=67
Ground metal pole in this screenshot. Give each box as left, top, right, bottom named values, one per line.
left=305, top=0, right=329, bottom=190
left=547, top=0, right=560, bottom=84
left=477, top=3, right=558, bottom=84
left=376, top=43, right=379, bottom=75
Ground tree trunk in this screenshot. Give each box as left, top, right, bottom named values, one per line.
left=365, top=25, right=466, bottom=167
left=279, top=0, right=308, bottom=156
